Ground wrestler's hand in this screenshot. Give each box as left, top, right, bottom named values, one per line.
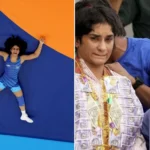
left=39, top=36, right=45, bottom=44
left=106, top=62, right=136, bottom=85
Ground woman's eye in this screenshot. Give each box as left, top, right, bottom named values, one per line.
left=90, top=37, right=98, bottom=41
left=106, top=37, right=113, bottom=42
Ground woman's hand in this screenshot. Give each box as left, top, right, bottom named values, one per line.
left=39, top=36, right=45, bottom=44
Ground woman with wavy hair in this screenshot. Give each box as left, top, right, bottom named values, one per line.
left=0, top=35, right=45, bottom=123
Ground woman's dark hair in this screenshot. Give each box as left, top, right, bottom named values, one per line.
left=76, top=0, right=126, bottom=41
left=4, top=35, right=27, bottom=56
left=76, top=0, right=112, bottom=11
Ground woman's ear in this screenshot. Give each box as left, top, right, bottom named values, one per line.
left=75, top=39, right=80, bottom=48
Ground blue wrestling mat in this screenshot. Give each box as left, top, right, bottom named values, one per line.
left=0, top=11, right=74, bottom=142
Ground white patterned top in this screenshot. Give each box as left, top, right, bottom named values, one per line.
left=75, top=58, right=145, bottom=150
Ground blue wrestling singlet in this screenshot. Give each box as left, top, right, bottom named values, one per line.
left=0, top=56, right=21, bottom=88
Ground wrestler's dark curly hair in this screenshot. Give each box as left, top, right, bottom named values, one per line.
left=4, top=35, right=27, bottom=56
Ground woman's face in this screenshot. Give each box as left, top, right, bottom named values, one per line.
left=10, top=45, right=20, bottom=56
left=76, top=23, right=114, bottom=67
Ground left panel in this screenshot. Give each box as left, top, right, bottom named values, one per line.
left=0, top=0, right=74, bottom=149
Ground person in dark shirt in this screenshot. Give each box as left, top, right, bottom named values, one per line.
left=118, top=0, right=150, bottom=38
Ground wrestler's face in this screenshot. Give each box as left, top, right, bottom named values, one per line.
left=10, top=45, right=20, bottom=56
left=76, top=23, right=114, bottom=67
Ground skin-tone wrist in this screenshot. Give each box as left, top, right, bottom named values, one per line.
left=40, top=41, right=44, bottom=45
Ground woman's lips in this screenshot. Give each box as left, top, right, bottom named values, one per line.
left=93, top=53, right=107, bottom=57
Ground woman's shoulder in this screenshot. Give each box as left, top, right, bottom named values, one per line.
left=110, top=69, right=122, bottom=76
left=107, top=68, right=132, bottom=84
left=105, top=66, right=122, bottom=77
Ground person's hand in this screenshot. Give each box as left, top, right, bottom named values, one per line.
left=106, top=62, right=136, bottom=85
left=39, top=36, right=45, bottom=44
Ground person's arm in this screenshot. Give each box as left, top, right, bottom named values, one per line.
left=135, top=85, right=150, bottom=108
left=21, top=37, right=45, bottom=63
left=106, top=62, right=150, bottom=108
left=0, top=51, right=8, bottom=61
left=108, top=0, right=123, bottom=13
left=118, top=0, right=138, bottom=26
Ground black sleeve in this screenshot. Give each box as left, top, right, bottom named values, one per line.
left=119, top=0, right=139, bottom=26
